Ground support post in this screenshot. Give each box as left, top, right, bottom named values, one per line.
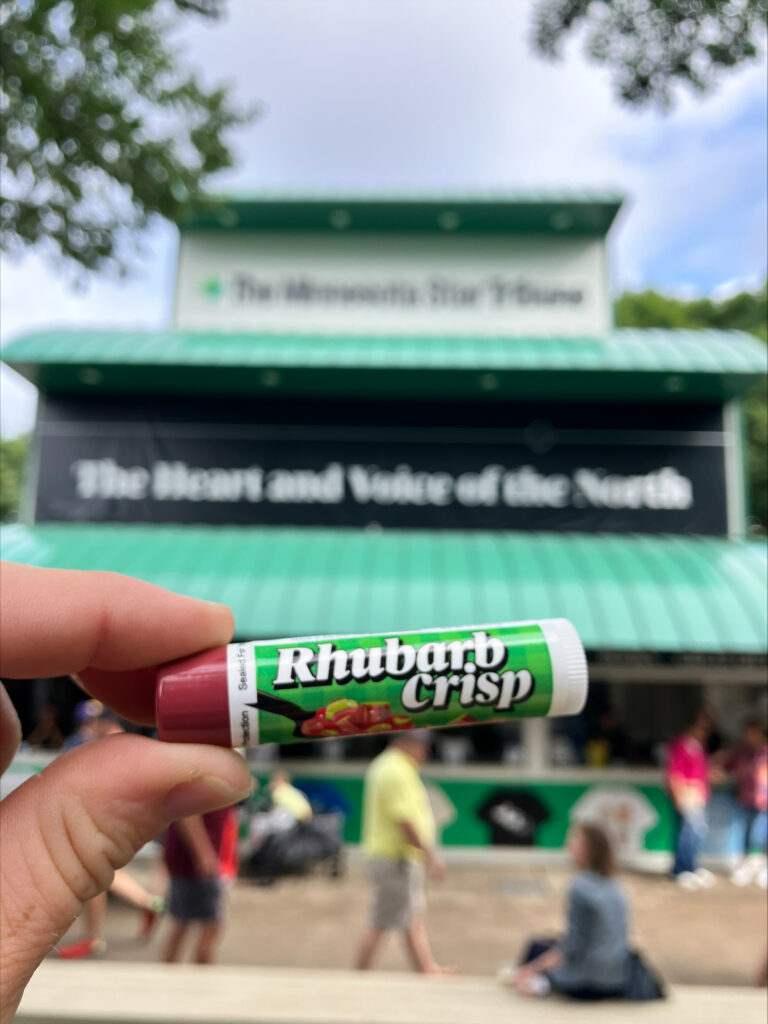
left=522, top=717, right=549, bottom=772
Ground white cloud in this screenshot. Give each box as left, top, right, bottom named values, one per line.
left=711, top=272, right=766, bottom=302
left=0, top=220, right=176, bottom=343
left=0, top=220, right=177, bottom=435
left=169, top=0, right=768, bottom=294
left=0, top=366, right=36, bottom=438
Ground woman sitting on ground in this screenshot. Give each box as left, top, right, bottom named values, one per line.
left=514, top=823, right=629, bottom=999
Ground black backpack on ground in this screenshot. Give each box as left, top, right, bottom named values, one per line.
left=623, top=950, right=666, bottom=1001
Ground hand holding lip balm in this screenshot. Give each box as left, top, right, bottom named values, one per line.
left=156, top=619, right=588, bottom=748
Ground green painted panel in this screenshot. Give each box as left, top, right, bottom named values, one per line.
left=0, top=755, right=740, bottom=856
left=253, top=769, right=678, bottom=852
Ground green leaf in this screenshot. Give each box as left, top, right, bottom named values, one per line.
left=0, top=0, right=254, bottom=273
left=0, top=435, right=30, bottom=523
left=531, top=0, right=768, bottom=108
left=616, top=282, right=768, bottom=530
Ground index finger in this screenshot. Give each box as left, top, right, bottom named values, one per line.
left=0, top=562, right=234, bottom=724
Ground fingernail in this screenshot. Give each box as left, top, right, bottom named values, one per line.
left=162, top=776, right=250, bottom=821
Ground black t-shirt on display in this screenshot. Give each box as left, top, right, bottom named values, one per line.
left=477, top=789, right=550, bottom=846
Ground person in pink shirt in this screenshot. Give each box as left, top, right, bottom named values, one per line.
left=727, top=720, right=768, bottom=888
left=665, top=708, right=724, bottom=891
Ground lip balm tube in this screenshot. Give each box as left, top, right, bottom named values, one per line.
left=156, top=619, right=588, bottom=748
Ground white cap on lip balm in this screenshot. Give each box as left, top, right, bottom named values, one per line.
left=539, top=618, right=589, bottom=717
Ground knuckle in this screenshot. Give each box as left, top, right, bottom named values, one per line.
left=60, top=789, right=154, bottom=901
left=22, top=777, right=131, bottom=909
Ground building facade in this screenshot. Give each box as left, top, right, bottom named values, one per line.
left=2, top=194, right=766, bottom=860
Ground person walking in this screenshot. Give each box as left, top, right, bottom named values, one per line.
left=727, top=720, right=768, bottom=888
left=162, top=807, right=235, bottom=964
left=57, top=870, right=165, bottom=959
left=57, top=704, right=164, bottom=958
left=355, top=732, right=454, bottom=974
left=666, top=708, right=724, bottom=890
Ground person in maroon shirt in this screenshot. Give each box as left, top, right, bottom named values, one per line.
left=727, top=720, right=768, bottom=888
left=162, top=806, right=235, bottom=964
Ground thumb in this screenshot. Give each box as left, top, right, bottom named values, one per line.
left=0, top=734, right=249, bottom=1019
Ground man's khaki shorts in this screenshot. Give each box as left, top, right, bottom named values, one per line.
left=368, top=857, right=426, bottom=931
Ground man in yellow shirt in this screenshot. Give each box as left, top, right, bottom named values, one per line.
left=356, top=732, right=453, bottom=974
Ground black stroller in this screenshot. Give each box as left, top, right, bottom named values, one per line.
left=242, top=804, right=345, bottom=885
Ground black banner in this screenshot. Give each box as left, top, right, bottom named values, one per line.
left=34, top=396, right=729, bottom=534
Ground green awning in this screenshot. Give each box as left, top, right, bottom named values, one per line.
left=2, top=328, right=765, bottom=401
left=2, top=525, right=765, bottom=673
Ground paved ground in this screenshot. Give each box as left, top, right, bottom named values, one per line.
left=58, top=859, right=767, bottom=988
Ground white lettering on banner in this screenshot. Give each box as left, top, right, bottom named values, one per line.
left=503, top=466, right=571, bottom=508
left=265, top=463, right=344, bottom=504
left=346, top=465, right=454, bottom=506
left=151, top=462, right=264, bottom=502
left=72, top=459, right=150, bottom=500
left=573, top=467, right=693, bottom=510
left=70, top=459, right=695, bottom=512
left=455, top=466, right=503, bottom=507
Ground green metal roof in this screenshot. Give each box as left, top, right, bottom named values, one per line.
left=179, top=192, right=624, bottom=236
left=2, top=328, right=765, bottom=401
left=2, top=524, right=765, bottom=664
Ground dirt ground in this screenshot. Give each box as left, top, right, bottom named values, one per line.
left=59, top=858, right=767, bottom=988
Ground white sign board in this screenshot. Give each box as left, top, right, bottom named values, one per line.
left=570, top=785, right=659, bottom=857
left=175, top=233, right=609, bottom=336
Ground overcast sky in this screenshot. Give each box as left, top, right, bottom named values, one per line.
left=1, top=0, right=766, bottom=435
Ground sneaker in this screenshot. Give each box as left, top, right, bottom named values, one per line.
left=138, top=895, right=165, bottom=941
left=731, top=860, right=757, bottom=887
left=520, top=973, right=552, bottom=997
left=57, top=938, right=107, bottom=960
left=757, top=865, right=768, bottom=890
left=497, top=964, right=517, bottom=987
left=675, top=871, right=702, bottom=891
left=695, top=868, right=716, bottom=888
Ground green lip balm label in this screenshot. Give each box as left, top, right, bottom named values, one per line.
left=225, top=618, right=587, bottom=747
